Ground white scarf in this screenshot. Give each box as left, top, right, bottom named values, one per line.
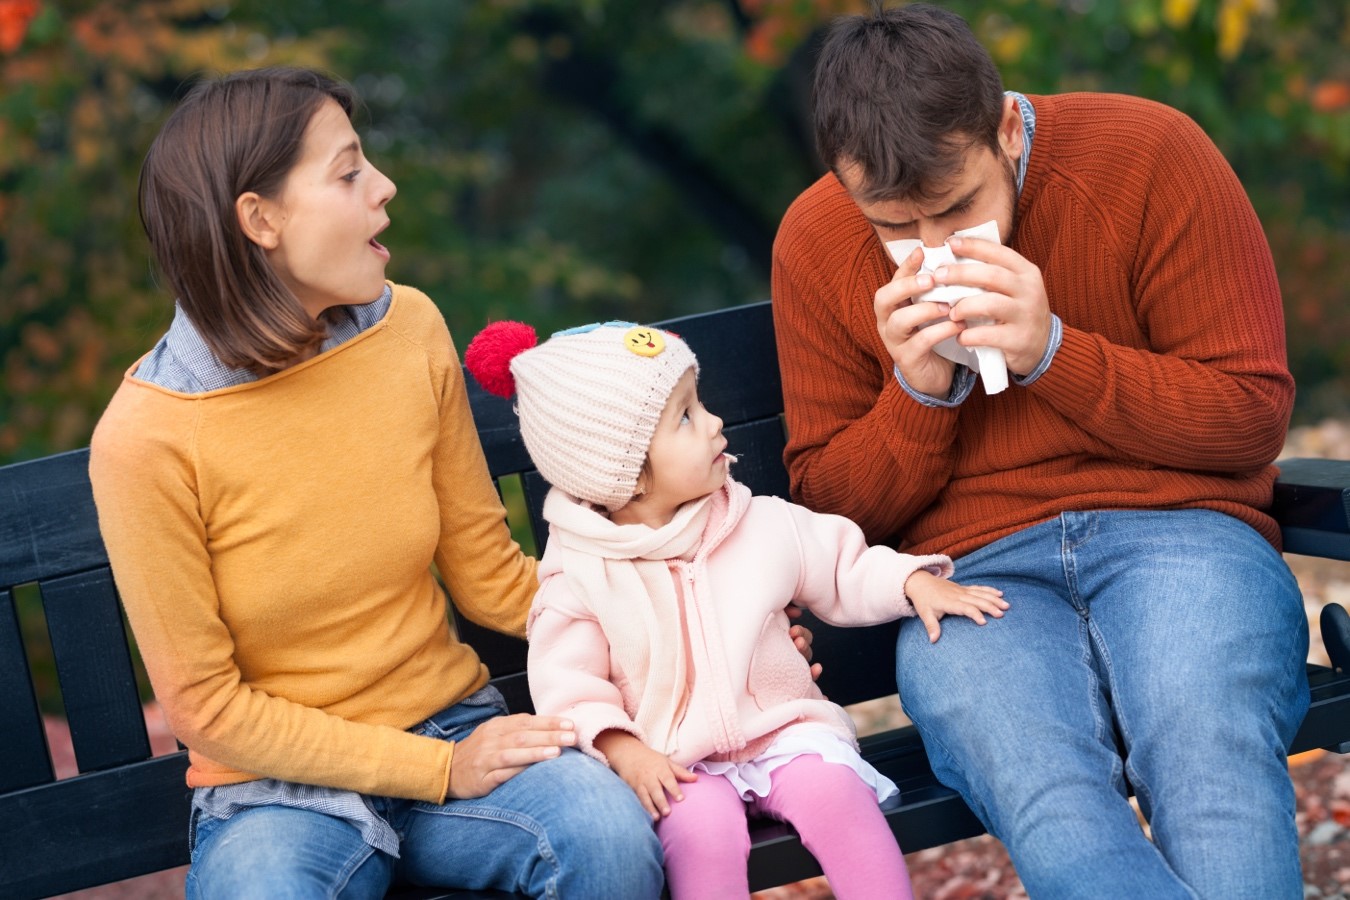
left=542, top=485, right=730, bottom=754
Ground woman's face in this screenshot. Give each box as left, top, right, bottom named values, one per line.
left=260, top=98, right=397, bottom=318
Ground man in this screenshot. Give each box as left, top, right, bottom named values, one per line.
left=771, top=5, right=1308, bottom=897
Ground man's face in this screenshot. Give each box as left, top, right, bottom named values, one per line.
left=838, top=96, right=1023, bottom=252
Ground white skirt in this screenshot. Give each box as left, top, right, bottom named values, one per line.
left=691, top=723, right=900, bottom=809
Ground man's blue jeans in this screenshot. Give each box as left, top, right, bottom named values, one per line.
left=896, top=509, right=1309, bottom=899
left=185, top=697, right=664, bottom=899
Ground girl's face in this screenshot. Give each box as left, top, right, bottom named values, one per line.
left=258, top=98, right=397, bottom=318
left=619, top=367, right=729, bottom=527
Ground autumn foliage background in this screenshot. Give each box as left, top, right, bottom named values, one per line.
left=1, top=0, right=1348, bottom=468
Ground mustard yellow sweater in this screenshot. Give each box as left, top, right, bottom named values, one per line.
left=89, top=284, right=536, bottom=803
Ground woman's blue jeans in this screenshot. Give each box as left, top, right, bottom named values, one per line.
left=185, top=698, right=663, bottom=899
left=896, top=509, right=1309, bottom=900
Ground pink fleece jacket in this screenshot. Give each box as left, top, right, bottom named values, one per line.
left=526, top=476, right=952, bottom=768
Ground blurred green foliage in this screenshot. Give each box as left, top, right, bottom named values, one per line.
left=1, top=0, right=1348, bottom=469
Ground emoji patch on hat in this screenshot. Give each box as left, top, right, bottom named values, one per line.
left=624, top=326, right=666, bottom=357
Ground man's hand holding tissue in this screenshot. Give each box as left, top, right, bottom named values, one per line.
left=931, top=235, right=1053, bottom=380
left=873, top=243, right=968, bottom=398
left=874, top=234, right=1053, bottom=398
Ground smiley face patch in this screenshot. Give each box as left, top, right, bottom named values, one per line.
left=623, top=326, right=666, bottom=357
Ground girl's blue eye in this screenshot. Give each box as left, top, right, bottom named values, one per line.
left=342, top=170, right=360, bottom=183
left=679, top=412, right=691, bottom=425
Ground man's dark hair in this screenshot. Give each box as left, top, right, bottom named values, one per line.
left=138, top=67, right=359, bottom=375
left=813, top=3, right=1005, bottom=203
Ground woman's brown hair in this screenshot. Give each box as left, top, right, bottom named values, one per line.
left=138, top=67, right=358, bottom=375
left=813, top=3, right=1005, bottom=205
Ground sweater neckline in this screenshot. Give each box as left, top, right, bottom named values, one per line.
left=125, top=284, right=400, bottom=398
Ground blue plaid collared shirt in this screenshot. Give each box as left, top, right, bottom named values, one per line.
left=135, top=285, right=393, bottom=392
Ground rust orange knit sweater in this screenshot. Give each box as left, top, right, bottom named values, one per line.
left=772, top=93, right=1293, bottom=559
left=90, top=286, right=536, bottom=801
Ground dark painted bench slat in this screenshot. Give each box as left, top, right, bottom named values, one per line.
left=0, top=587, right=55, bottom=793
left=0, top=753, right=191, bottom=900
left=41, top=569, right=153, bottom=772
left=1298, top=665, right=1350, bottom=754
left=0, top=448, right=107, bottom=586
left=1273, top=457, right=1350, bottom=562
left=721, top=417, right=791, bottom=500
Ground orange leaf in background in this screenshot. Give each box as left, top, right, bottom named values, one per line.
left=1310, top=80, right=1350, bottom=113
left=0, top=0, right=39, bottom=54
left=742, top=0, right=868, bottom=65
left=745, top=17, right=785, bottom=65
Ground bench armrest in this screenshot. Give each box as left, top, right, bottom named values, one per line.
left=1272, top=457, right=1350, bottom=562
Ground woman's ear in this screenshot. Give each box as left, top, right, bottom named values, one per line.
left=236, top=191, right=282, bottom=250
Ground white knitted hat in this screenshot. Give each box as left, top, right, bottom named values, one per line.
left=465, top=321, right=699, bottom=510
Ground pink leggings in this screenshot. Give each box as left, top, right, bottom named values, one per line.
left=655, top=754, right=913, bottom=900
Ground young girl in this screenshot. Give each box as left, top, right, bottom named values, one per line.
left=87, top=67, right=666, bottom=899
left=465, top=320, right=1009, bottom=899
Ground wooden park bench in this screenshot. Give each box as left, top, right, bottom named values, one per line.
left=3, top=300, right=1349, bottom=899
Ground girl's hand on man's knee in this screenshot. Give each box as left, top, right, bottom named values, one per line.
left=446, top=714, right=577, bottom=799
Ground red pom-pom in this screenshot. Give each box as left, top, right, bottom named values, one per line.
left=465, top=321, right=538, bottom=398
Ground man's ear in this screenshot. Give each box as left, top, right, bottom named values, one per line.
left=997, top=95, right=1024, bottom=161
left=236, top=192, right=282, bottom=250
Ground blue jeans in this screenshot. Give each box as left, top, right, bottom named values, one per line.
left=896, top=510, right=1309, bottom=900
left=185, top=698, right=663, bottom=899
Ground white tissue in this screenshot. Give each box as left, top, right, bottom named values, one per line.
left=885, top=220, right=1008, bottom=395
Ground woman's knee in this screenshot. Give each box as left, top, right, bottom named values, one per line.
left=527, top=751, right=665, bottom=895
left=188, top=807, right=389, bottom=900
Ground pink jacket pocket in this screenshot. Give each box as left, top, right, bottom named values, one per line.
left=747, top=611, right=814, bottom=710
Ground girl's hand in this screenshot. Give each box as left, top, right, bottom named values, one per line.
left=594, top=730, right=698, bottom=819
left=786, top=604, right=824, bottom=681
left=903, top=569, right=1008, bottom=643
left=448, top=714, right=577, bottom=799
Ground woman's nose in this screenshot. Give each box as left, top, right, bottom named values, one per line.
left=373, top=165, right=397, bottom=206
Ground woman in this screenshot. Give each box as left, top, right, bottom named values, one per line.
left=89, top=66, right=663, bottom=899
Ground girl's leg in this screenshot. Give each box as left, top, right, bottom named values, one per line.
left=753, top=755, right=912, bottom=900
left=185, top=805, right=393, bottom=900
left=655, top=773, right=753, bottom=900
